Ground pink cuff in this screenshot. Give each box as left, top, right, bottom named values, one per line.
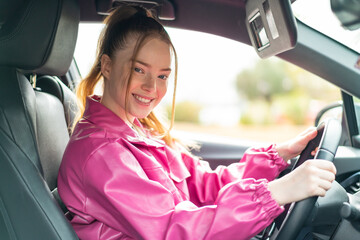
left=246, top=144, right=289, bottom=172
left=252, top=180, right=284, bottom=220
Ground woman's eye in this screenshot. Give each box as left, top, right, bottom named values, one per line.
left=134, top=67, right=144, bottom=73
left=158, top=75, right=168, bottom=80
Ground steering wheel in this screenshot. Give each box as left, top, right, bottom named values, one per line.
left=269, top=118, right=342, bottom=240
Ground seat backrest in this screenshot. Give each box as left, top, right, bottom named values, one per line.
left=36, top=75, right=79, bottom=134
left=36, top=75, right=79, bottom=213
left=0, top=0, right=79, bottom=239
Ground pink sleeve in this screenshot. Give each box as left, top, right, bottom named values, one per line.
left=239, top=144, right=289, bottom=180
left=182, top=144, right=289, bottom=205
left=81, top=142, right=284, bottom=240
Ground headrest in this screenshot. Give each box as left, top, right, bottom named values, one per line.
left=0, top=0, right=79, bottom=76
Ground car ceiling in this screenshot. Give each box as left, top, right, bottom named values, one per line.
left=79, top=0, right=251, bottom=45
left=78, top=0, right=299, bottom=46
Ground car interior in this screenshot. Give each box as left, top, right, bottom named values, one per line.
left=1, top=0, right=360, bottom=239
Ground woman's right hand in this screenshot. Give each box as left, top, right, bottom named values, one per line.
left=268, top=160, right=337, bottom=206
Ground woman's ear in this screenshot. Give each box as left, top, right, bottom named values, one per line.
left=101, top=54, right=112, bottom=80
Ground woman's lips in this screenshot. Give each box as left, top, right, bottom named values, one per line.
left=132, top=94, right=154, bottom=105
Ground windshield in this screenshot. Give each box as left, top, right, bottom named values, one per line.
left=292, top=0, right=360, bottom=53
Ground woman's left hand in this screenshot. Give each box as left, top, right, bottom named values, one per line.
left=276, top=127, right=318, bottom=162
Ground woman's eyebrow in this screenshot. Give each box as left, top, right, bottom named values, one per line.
left=135, top=60, right=171, bottom=71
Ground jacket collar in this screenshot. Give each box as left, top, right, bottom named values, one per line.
left=83, top=96, right=164, bottom=148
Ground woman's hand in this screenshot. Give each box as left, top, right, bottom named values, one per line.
left=276, top=127, right=318, bottom=162
left=268, top=160, right=336, bottom=206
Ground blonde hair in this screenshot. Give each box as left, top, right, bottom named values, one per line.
left=75, top=6, right=178, bottom=147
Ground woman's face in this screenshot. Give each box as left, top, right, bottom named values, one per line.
left=101, top=37, right=171, bottom=124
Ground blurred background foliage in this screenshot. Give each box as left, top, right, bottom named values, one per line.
left=167, top=101, right=202, bottom=123
left=236, top=59, right=340, bottom=125
left=168, top=58, right=340, bottom=126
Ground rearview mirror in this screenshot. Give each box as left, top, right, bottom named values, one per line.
left=331, top=0, right=360, bottom=30
left=245, top=0, right=297, bottom=58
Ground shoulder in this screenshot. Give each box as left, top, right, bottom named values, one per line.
left=82, top=139, right=140, bottom=176
left=66, top=126, right=133, bottom=166
left=62, top=119, right=135, bottom=174
left=79, top=139, right=150, bottom=197
left=62, top=132, right=141, bottom=184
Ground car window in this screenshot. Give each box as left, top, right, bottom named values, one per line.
left=74, top=23, right=341, bottom=143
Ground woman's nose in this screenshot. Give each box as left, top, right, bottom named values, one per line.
left=141, top=74, right=156, bottom=92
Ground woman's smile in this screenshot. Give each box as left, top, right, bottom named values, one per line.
left=132, top=93, right=154, bottom=106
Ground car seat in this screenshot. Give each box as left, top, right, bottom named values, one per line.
left=36, top=74, right=79, bottom=135
left=0, top=0, right=79, bottom=239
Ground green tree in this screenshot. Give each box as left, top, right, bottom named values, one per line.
left=235, top=59, right=340, bottom=125
left=236, top=60, right=292, bottom=102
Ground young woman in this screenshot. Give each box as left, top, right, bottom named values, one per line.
left=58, top=5, right=336, bottom=240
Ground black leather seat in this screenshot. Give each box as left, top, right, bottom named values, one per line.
left=36, top=75, right=79, bottom=135
left=0, top=0, right=79, bottom=239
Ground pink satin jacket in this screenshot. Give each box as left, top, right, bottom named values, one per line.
left=58, top=96, right=288, bottom=240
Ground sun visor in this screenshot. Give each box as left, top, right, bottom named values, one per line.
left=245, top=0, right=297, bottom=59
